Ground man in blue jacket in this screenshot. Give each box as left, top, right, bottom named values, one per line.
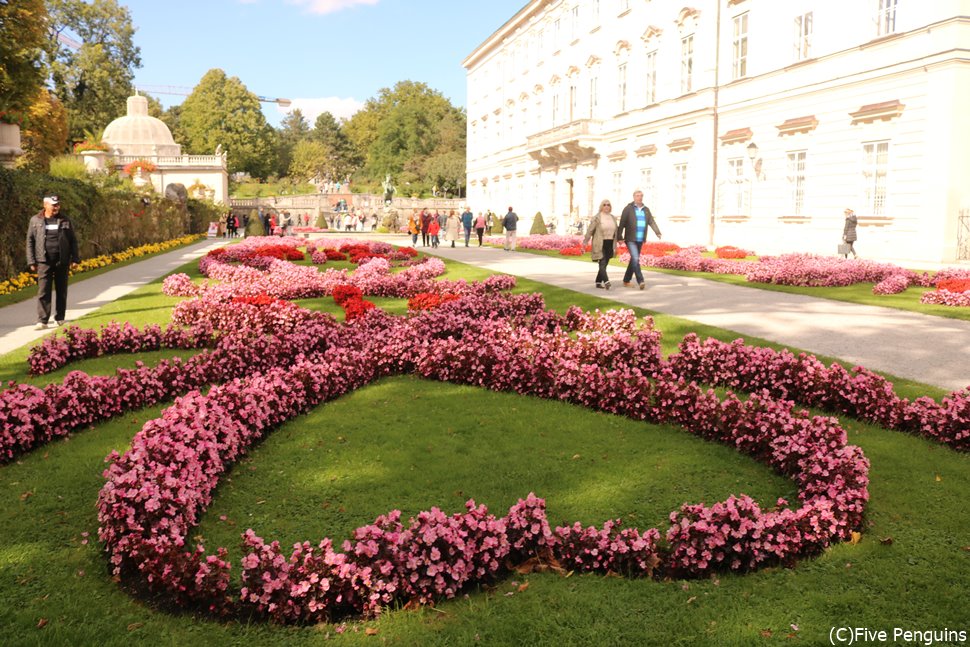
left=614, top=190, right=662, bottom=289
left=502, top=206, right=518, bottom=252
left=26, top=195, right=80, bottom=329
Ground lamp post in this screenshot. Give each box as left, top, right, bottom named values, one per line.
left=746, top=142, right=764, bottom=180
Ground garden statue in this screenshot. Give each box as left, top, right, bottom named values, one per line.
left=382, top=174, right=395, bottom=204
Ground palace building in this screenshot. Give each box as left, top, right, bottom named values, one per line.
left=463, top=1, right=970, bottom=263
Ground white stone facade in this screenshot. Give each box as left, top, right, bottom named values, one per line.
left=464, top=0, right=970, bottom=263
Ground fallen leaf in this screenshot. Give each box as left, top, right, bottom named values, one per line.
left=20, top=491, right=33, bottom=501
left=848, top=531, right=862, bottom=545
left=504, top=591, right=515, bottom=597
left=364, top=627, right=378, bottom=636
left=517, top=582, right=530, bottom=593
left=962, top=546, right=970, bottom=552
left=255, top=500, right=266, bottom=505
left=76, top=570, right=85, bottom=578
left=37, top=618, right=48, bottom=629
left=686, top=596, right=697, bottom=604
left=760, top=629, right=772, bottom=638
left=879, top=536, right=894, bottom=546
left=571, top=454, right=581, bottom=460
left=935, top=474, right=942, bottom=482
left=127, top=622, right=143, bottom=631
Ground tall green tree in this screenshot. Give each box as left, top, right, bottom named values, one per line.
left=289, top=140, right=330, bottom=183
left=276, top=108, right=310, bottom=177
left=45, top=0, right=141, bottom=141
left=179, top=69, right=277, bottom=178
left=310, top=111, right=359, bottom=183
left=0, top=0, right=48, bottom=115
left=344, top=80, right=465, bottom=193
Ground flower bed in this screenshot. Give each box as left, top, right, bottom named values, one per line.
left=93, top=294, right=869, bottom=622
left=667, top=334, right=970, bottom=451
left=714, top=246, right=751, bottom=259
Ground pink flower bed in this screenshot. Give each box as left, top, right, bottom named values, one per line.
left=668, top=334, right=970, bottom=451
left=872, top=274, right=911, bottom=295
left=85, top=288, right=869, bottom=622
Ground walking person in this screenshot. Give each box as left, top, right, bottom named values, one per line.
left=615, top=189, right=662, bottom=290
left=842, top=208, right=858, bottom=258
left=26, top=195, right=80, bottom=329
left=428, top=218, right=441, bottom=248
left=461, top=208, right=474, bottom=247
left=408, top=211, right=420, bottom=245
left=421, top=210, right=432, bottom=247
left=502, top=206, right=518, bottom=252
left=446, top=211, right=460, bottom=248
left=582, top=199, right=619, bottom=290
left=474, top=212, right=487, bottom=246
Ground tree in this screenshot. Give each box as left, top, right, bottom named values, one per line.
left=179, top=69, right=277, bottom=178
left=423, top=150, right=466, bottom=198
left=310, top=112, right=359, bottom=183
left=344, top=80, right=466, bottom=194
left=276, top=108, right=310, bottom=177
left=289, top=140, right=330, bottom=182
left=16, top=89, right=70, bottom=171
left=0, top=0, right=48, bottom=116
left=45, top=0, right=142, bottom=142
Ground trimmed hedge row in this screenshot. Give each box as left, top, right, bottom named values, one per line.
left=0, top=167, right=221, bottom=280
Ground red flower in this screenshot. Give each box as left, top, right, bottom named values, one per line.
left=332, top=284, right=363, bottom=306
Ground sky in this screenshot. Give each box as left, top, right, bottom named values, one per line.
left=124, top=0, right=527, bottom=127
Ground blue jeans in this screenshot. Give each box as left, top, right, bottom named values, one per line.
left=623, top=240, right=644, bottom=284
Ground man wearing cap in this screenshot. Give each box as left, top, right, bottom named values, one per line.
left=26, top=195, right=80, bottom=329
left=502, top=206, right=518, bottom=252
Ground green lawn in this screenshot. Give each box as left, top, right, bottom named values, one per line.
left=0, top=251, right=966, bottom=646
left=492, top=245, right=970, bottom=322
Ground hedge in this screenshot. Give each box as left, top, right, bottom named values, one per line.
left=0, top=168, right=221, bottom=280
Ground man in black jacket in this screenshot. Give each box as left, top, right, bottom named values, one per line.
left=614, top=190, right=662, bottom=289
left=26, top=195, right=80, bottom=329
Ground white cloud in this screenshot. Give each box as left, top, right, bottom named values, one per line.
left=287, top=0, right=379, bottom=15
left=279, top=96, right=365, bottom=123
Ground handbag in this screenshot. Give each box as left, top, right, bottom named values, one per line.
left=837, top=243, right=851, bottom=255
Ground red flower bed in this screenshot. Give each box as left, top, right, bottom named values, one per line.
left=408, top=292, right=461, bottom=311
left=559, top=245, right=586, bottom=256
left=331, top=284, right=363, bottom=306
left=323, top=248, right=347, bottom=261
left=241, top=245, right=305, bottom=262
left=937, top=279, right=970, bottom=293
left=641, top=242, right=681, bottom=257
left=715, top=246, right=751, bottom=259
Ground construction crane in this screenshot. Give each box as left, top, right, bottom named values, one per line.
left=135, top=84, right=291, bottom=107
left=55, top=33, right=292, bottom=107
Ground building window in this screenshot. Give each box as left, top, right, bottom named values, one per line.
left=592, top=0, right=600, bottom=25
left=876, top=0, right=898, bottom=36
left=617, top=62, right=628, bottom=112
left=732, top=13, right=748, bottom=80
left=537, top=29, right=544, bottom=54
left=673, top=163, right=688, bottom=213
left=618, top=0, right=630, bottom=14
left=550, top=181, right=556, bottom=219
left=535, top=99, right=542, bottom=129
left=726, top=158, right=747, bottom=214
left=681, top=35, right=694, bottom=94
left=552, top=93, right=560, bottom=124
left=862, top=141, right=889, bottom=217
left=794, top=12, right=812, bottom=61
left=569, top=83, right=577, bottom=121
left=553, top=19, right=561, bottom=51
left=587, top=176, right=595, bottom=215
left=787, top=151, right=807, bottom=216
left=571, top=5, right=579, bottom=41
left=640, top=167, right=654, bottom=206
left=645, top=50, right=658, bottom=104
left=589, top=75, right=598, bottom=118
left=612, top=171, right=623, bottom=198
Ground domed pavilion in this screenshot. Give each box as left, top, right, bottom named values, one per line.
left=95, top=94, right=228, bottom=204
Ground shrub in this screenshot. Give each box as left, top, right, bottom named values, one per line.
left=530, top=212, right=548, bottom=235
